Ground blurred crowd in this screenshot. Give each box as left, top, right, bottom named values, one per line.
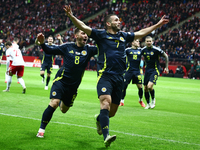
left=0, top=0, right=109, bottom=49
left=0, top=0, right=199, bottom=66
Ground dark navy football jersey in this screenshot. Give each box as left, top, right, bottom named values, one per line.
left=89, top=29, right=135, bottom=75
left=42, top=43, right=56, bottom=64
left=0, top=43, right=4, bottom=58
left=141, top=45, right=164, bottom=72
left=40, top=42, right=97, bottom=85
left=125, top=47, right=142, bottom=72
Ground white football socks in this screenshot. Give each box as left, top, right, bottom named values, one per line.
left=17, top=78, right=26, bottom=89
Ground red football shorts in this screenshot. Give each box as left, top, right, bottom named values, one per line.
left=9, top=65, right=24, bottom=77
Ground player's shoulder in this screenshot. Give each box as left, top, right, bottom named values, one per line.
left=85, top=44, right=96, bottom=48
left=60, top=42, right=75, bottom=46
left=141, top=46, right=147, bottom=51
left=125, top=47, right=132, bottom=51
left=152, top=45, right=162, bottom=51
left=92, top=28, right=106, bottom=34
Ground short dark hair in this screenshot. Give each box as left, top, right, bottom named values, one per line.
left=5, top=41, right=12, bottom=46
left=145, top=36, right=152, bottom=40
left=13, top=37, right=19, bottom=42
left=104, top=14, right=117, bottom=29
left=48, top=35, right=54, bottom=39
left=74, top=28, right=80, bottom=34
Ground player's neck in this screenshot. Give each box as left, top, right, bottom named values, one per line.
left=76, top=42, right=84, bottom=47
left=147, top=45, right=153, bottom=49
left=132, top=46, right=138, bottom=49
left=107, top=29, right=118, bottom=34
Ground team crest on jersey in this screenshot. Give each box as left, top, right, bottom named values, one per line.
left=69, top=50, right=74, bottom=54
left=138, top=51, right=141, bottom=54
left=120, top=37, right=125, bottom=42
left=52, top=91, right=57, bottom=96
left=101, top=87, right=107, bottom=92
left=81, top=50, right=87, bottom=56
left=151, top=52, right=154, bottom=55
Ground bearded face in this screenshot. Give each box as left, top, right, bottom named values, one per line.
left=107, top=15, right=121, bottom=32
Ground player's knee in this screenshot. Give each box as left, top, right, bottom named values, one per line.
left=47, top=74, right=51, bottom=77
left=102, top=101, right=110, bottom=110
left=99, top=95, right=111, bottom=110
left=49, top=99, right=59, bottom=109
left=60, top=108, right=68, bottom=113
left=109, top=112, right=116, bottom=118
left=144, top=86, right=148, bottom=92
left=147, top=85, right=153, bottom=91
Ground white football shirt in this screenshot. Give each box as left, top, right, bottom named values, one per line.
left=6, top=46, right=25, bottom=66
left=12, top=43, right=19, bottom=49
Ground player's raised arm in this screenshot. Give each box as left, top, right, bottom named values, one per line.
left=163, top=52, right=169, bottom=74
left=134, top=15, right=169, bottom=39
left=63, top=5, right=92, bottom=36
left=36, top=33, right=63, bottom=55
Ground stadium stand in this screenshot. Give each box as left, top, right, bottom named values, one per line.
left=0, top=0, right=199, bottom=77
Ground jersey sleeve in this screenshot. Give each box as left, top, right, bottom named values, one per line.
left=89, top=29, right=105, bottom=41
left=89, top=45, right=98, bottom=56
left=125, top=32, right=135, bottom=43
left=40, top=43, right=68, bottom=55
left=125, top=48, right=129, bottom=56
left=155, top=46, right=164, bottom=55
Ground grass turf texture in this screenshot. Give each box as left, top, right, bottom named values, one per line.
left=0, top=65, right=200, bottom=150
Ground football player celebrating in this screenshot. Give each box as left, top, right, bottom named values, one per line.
left=36, top=29, right=97, bottom=138
left=141, top=36, right=169, bottom=109
left=120, top=39, right=145, bottom=107
left=36, top=34, right=63, bottom=90
left=64, top=5, right=169, bottom=147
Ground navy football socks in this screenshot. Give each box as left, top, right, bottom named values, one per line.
left=46, top=76, right=50, bottom=86
left=99, top=109, right=109, bottom=140
left=145, top=91, right=150, bottom=104
left=40, top=105, right=55, bottom=129
left=138, top=88, right=143, bottom=99
left=150, top=89, right=155, bottom=99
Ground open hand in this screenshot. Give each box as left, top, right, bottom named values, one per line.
left=63, top=5, right=73, bottom=17
left=37, top=33, right=45, bottom=44
left=157, top=15, right=169, bottom=27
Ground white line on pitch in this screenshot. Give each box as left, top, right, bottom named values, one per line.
left=0, top=112, right=200, bottom=147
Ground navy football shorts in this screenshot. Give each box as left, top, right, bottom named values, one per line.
left=50, top=80, right=77, bottom=107
left=143, top=71, right=159, bottom=85
left=124, top=71, right=142, bottom=85
left=41, top=63, right=53, bottom=74
left=97, top=73, right=123, bottom=105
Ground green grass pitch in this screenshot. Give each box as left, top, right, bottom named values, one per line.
left=0, top=65, right=200, bottom=150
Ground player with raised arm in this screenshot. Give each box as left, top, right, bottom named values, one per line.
left=36, top=34, right=63, bottom=90
left=3, top=41, right=26, bottom=93
left=141, top=36, right=169, bottom=109
left=119, top=39, right=145, bottom=107
left=63, top=5, right=169, bottom=147
left=35, top=28, right=97, bottom=138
